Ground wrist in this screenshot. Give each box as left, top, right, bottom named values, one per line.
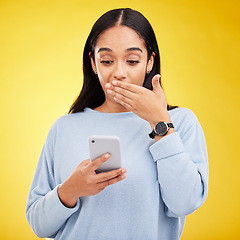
left=154, top=128, right=175, bottom=141
left=148, top=112, right=171, bottom=129
left=58, top=181, right=79, bottom=208
left=149, top=116, right=175, bottom=141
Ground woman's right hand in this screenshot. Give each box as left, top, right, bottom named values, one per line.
left=57, top=153, right=127, bottom=208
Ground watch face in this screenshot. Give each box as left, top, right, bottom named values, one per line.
left=155, top=122, right=168, bottom=136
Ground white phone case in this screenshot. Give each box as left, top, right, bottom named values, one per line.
left=88, top=135, right=122, bottom=173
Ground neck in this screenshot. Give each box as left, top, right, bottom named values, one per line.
left=94, top=100, right=130, bottom=113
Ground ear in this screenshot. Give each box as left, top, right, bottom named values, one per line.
left=89, top=52, right=97, bottom=74
left=146, top=52, right=155, bottom=73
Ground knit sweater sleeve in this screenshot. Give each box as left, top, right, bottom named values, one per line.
left=149, top=109, right=208, bottom=217
left=25, top=124, right=80, bottom=238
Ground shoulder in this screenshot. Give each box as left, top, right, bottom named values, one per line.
left=54, top=112, right=84, bottom=125
left=46, top=112, right=86, bottom=140
left=168, top=107, right=201, bottom=132
left=169, top=107, right=198, bottom=123
left=169, top=108, right=207, bottom=156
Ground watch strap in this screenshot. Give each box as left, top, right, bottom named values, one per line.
left=149, top=130, right=156, bottom=139
left=167, top=123, right=174, bottom=128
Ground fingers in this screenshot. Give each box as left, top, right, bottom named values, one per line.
left=86, top=153, right=111, bottom=172
left=95, top=168, right=127, bottom=183
left=113, top=93, right=134, bottom=110
left=97, top=172, right=127, bottom=189
left=80, top=159, right=90, bottom=167
left=151, top=74, right=161, bottom=93
left=85, top=158, right=127, bottom=193
left=106, top=81, right=143, bottom=94
left=106, top=82, right=135, bottom=104
left=107, top=85, right=136, bottom=100
left=112, top=80, right=137, bottom=92
left=106, top=81, right=143, bottom=109
left=151, top=74, right=167, bottom=106
left=114, top=97, right=133, bottom=110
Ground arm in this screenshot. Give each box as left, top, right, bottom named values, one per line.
left=25, top=132, right=80, bottom=238
left=149, top=110, right=208, bottom=217
left=107, top=75, right=208, bottom=217
left=26, top=127, right=127, bottom=238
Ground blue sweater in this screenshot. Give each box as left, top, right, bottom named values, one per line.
left=26, top=107, right=208, bottom=240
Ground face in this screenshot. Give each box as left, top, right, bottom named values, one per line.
left=90, top=26, right=154, bottom=104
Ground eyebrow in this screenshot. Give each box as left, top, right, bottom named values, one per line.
left=97, top=47, right=143, bottom=53
left=97, top=47, right=112, bottom=53
left=126, top=47, right=143, bottom=53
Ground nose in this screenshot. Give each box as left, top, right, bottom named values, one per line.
left=113, top=62, right=126, bottom=80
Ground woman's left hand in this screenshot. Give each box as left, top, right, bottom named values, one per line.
left=106, top=74, right=171, bottom=128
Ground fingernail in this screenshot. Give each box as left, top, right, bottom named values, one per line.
left=105, top=153, right=110, bottom=159
left=112, top=80, right=117, bottom=85
left=105, top=83, right=111, bottom=88
left=122, top=169, right=126, bottom=173
left=121, top=174, right=126, bottom=179
left=107, top=89, right=112, bottom=94
left=113, top=97, right=118, bottom=101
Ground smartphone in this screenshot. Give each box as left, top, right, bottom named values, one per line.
left=88, top=135, right=122, bottom=173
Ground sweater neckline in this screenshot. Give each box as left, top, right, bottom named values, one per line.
left=84, top=107, right=137, bottom=118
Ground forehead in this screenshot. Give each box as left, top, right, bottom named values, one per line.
left=95, top=26, right=147, bottom=53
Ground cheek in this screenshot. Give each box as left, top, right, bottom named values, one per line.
left=96, top=63, right=111, bottom=81
left=96, top=69, right=111, bottom=92
left=129, top=67, right=146, bottom=86
left=97, top=76, right=107, bottom=92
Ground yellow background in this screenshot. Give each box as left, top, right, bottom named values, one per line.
left=0, top=0, right=239, bottom=239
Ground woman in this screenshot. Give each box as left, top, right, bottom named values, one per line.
left=26, top=8, right=208, bottom=240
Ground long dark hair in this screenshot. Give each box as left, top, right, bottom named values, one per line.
left=69, top=8, right=178, bottom=113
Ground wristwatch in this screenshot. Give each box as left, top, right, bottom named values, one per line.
left=149, top=121, right=174, bottom=138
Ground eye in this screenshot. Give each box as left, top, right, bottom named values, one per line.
left=127, top=60, right=140, bottom=65
left=100, top=60, right=113, bottom=66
